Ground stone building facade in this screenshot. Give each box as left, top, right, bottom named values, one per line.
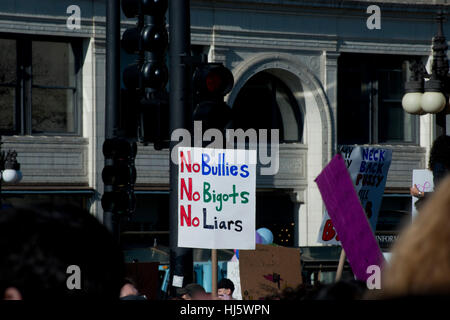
left=0, top=0, right=448, bottom=251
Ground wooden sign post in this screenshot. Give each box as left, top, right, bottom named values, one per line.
left=211, top=249, right=218, bottom=298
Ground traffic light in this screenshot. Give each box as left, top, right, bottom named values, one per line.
left=137, top=93, right=169, bottom=150
left=119, top=88, right=169, bottom=150
left=192, top=63, right=234, bottom=131
left=121, top=0, right=169, bottom=92
left=120, top=0, right=169, bottom=148
left=102, top=138, right=137, bottom=215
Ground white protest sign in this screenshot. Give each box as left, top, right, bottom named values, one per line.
left=178, top=147, right=256, bottom=249
left=411, top=169, right=434, bottom=220
left=317, top=146, right=392, bottom=245
left=318, top=210, right=340, bottom=245
left=227, top=261, right=242, bottom=300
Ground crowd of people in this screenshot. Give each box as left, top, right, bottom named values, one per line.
left=0, top=201, right=249, bottom=301
left=0, top=135, right=449, bottom=300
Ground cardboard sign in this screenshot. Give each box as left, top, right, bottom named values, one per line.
left=239, top=244, right=302, bottom=300
left=411, top=169, right=434, bottom=219
left=178, top=147, right=256, bottom=249
left=315, top=154, right=385, bottom=281
left=318, top=146, right=392, bottom=245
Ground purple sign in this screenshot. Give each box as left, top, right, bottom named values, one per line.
left=315, top=154, right=385, bottom=281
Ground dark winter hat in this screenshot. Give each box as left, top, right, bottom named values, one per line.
left=218, top=278, right=235, bottom=293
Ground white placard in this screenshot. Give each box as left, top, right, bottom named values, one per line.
left=178, top=147, right=256, bottom=249
left=412, top=169, right=434, bottom=220
left=317, top=146, right=392, bottom=245
left=227, top=261, right=242, bottom=300
left=172, top=275, right=184, bottom=288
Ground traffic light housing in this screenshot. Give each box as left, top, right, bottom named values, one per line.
left=138, top=94, right=170, bottom=150
left=121, top=0, right=168, bottom=19
left=121, top=0, right=169, bottom=92
left=192, top=63, right=234, bottom=131
left=121, top=0, right=169, bottom=148
left=102, top=138, right=137, bottom=215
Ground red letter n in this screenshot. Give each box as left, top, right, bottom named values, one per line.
left=180, top=151, right=192, bottom=173
left=180, top=178, right=192, bottom=201
left=180, top=205, right=192, bottom=227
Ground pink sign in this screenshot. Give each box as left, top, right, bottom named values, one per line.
left=315, top=154, right=384, bottom=281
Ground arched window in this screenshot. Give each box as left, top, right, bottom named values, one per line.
left=232, top=72, right=303, bottom=142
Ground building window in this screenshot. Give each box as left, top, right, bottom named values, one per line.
left=232, top=72, right=303, bottom=143
left=0, top=35, right=81, bottom=135
left=121, top=193, right=170, bottom=250
left=338, top=53, right=419, bottom=145
left=256, top=191, right=296, bottom=247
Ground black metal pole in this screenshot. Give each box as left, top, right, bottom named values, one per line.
left=168, top=0, right=193, bottom=297
left=105, top=0, right=120, bottom=237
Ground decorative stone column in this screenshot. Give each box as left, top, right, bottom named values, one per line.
left=323, top=51, right=340, bottom=154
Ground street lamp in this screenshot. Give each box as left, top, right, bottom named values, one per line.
left=402, top=10, right=450, bottom=132
left=0, top=137, right=23, bottom=208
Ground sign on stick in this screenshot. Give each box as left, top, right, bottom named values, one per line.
left=178, top=147, right=256, bottom=249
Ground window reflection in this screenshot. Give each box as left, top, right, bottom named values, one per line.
left=0, top=36, right=80, bottom=135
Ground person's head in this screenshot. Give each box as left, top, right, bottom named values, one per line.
left=120, top=283, right=139, bottom=298
left=217, top=278, right=234, bottom=299
left=0, top=204, right=125, bottom=300
left=120, top=277, right=146, bottom=300
left=177, top=283, right=206, bottom=300
left=382, top=175, right=450, bottom=297
left=428, top=134, right=450, bottom=186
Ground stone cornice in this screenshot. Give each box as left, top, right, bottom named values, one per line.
left=0, top=12, right=101, bottom=38
left=192, top=26, right=434, bottom=55
left=192, top=0, right=445, bottom=15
